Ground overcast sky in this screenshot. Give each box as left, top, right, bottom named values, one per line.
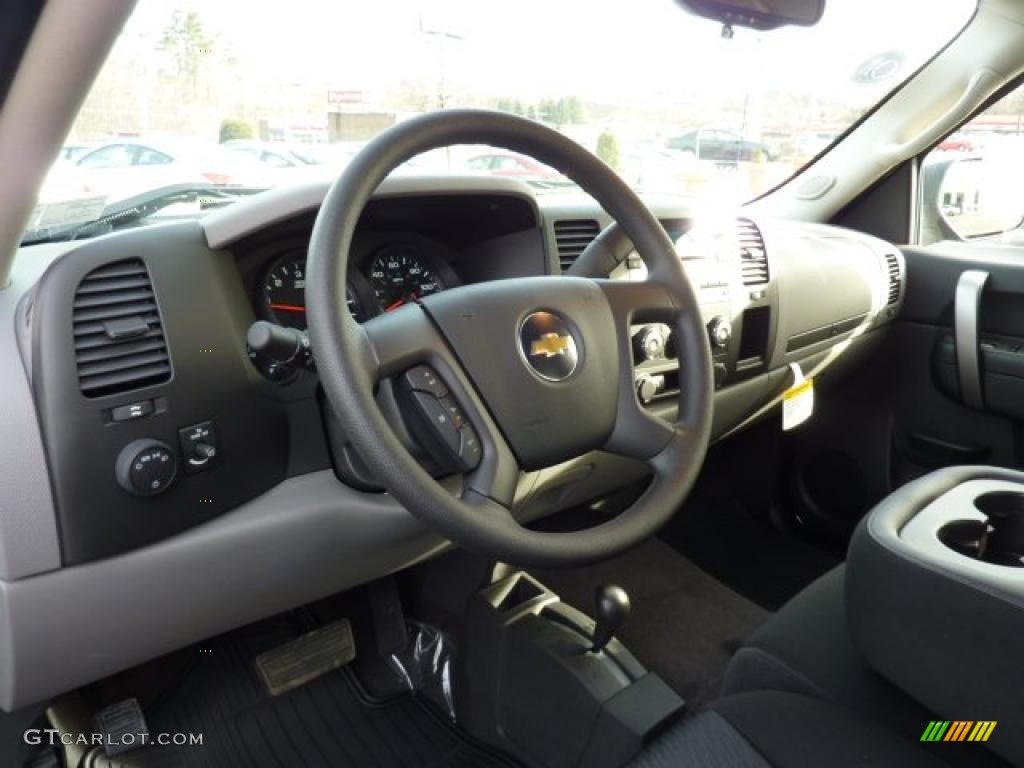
left=122, top=0, right=976, bottom=106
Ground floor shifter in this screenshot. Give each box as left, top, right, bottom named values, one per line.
left=590, top=584, right=631, bottom=653
left=462, top=571, right=685, bottom=768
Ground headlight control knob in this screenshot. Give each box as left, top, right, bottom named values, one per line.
left=707, top=316, right=732, bottom=349
left=632, top=325, right=667, bottom=362
left=115, top=439, right=177, bottom=496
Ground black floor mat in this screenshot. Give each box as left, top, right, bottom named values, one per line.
left=85, top=617, right=516, bottom=768
left=661, top=489, right=840, bottom=611
left=532, top=538, right=769, bottom=711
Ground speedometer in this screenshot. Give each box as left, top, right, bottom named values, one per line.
left=264, top=254, right=364, bottom=329
left=369, top=245, right=445, bottom=312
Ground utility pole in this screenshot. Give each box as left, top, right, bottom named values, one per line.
left=418, top=17, right=465, bottom=109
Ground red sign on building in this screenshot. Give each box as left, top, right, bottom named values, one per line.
left=328, top=90, right=363, bottom=105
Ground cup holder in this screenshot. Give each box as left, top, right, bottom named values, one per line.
left=938, top=491, right=1024, bottom=568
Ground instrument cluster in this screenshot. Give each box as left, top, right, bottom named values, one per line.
left=261, top=237, right=459, bottom=330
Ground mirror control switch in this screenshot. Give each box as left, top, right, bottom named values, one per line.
left=179, top=420, right=218, bottom=474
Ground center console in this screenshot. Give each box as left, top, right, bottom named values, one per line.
left=457, top=572, right=684, bottom=768
left=845, top=466, right=1024, bottom=765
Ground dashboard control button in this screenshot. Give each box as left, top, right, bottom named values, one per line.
left=438, top=395, right=466, bottom=428
left=458, top=425, right=482, bottom=469
left=632, top=326, right=667, bottom=362
left=115, top=439, right=177, bottom=496
left=707, top=316, right=732, bottom=349
left=636, top=374, right=664, bottom=405
left=411, top=391, right=462, bottom=455
left=111, top=400, right=154, bottom=422
left=179, top=421, right=218, bottom=474
left=404, top=365, right=448, bottom=397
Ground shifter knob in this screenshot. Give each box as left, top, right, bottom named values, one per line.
left=590, top=584, right=631, bottom=653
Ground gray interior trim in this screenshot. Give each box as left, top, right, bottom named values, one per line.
left=755, top=0, right=1023, bottom=224
left=847, top=466, right=1024, bottom=765
left=202, top=174, right=541, bottom=250
left=0, top=469, right=447, bottom=711
left=0, top=248, right=64, bottom=581
left=954, top=269, right=990, bottom=409
left=898, top=477, right=1024, bottom=604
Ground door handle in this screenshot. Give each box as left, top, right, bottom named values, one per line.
left=954, top=270, right=989, bottom=410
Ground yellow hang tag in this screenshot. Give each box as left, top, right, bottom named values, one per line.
left=782, top=363, right=814, bottom=430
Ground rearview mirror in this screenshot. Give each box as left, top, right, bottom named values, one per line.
left=673, top=0, right=825, bottom=31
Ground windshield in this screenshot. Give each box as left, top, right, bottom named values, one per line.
left=26, top=0, right=976, bottom=242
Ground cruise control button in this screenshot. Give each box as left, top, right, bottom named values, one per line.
left=412, top=391, right=461, bottom=454
left=458, top=425, right=482, bottom=469
left=404, top=365, right=448, bottom=397
left=438, top=395, right=465, bottom=428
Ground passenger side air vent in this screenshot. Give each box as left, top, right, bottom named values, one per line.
left=73, top=259, right=171, bottom=397
left=885, top=253, right=902, bottom=305
left=554, top=219, right=600, bottom=272
left=737, top=218, right=769, bottom=286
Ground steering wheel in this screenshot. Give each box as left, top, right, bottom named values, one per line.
left=306, top=110, right=712, bottom=568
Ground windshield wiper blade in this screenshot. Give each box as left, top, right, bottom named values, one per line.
left=22, top=183, right=267, bottom=245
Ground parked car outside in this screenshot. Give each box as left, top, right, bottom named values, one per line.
left=57, top=144, right=91, bottom=163
left=221, top=140, right=326, bottom=168
left=466, top=151, right=565, bottom=180
left=65, top=139, right=271, bottom=202
left=938, top=131, right=975, bottom=152
left=665, top=128, right=778, bottom=163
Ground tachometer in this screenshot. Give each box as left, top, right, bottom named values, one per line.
left=264, top=254, right=363, bottom=329
left=369, top=245, right=445, bottom=312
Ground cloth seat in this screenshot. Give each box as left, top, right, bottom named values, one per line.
left=630, top=566, right=1008, bottom=767
left=631, top=689, right=948, bottom=768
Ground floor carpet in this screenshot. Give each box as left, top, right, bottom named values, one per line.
left=533, top=538, right=770, bottom=711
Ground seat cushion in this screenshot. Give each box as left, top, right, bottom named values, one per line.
left=631, top=690, right=949, bottom=768
left=722, top=566, right=930, bottom=730
left=721, top=566, right=1008, bottom=768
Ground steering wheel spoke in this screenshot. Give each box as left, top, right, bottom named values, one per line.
left=592, top=277, right=685, bottom=460
left=359, top=304, right=446, bottom=382
left=359, top=304, right=520, bottom=506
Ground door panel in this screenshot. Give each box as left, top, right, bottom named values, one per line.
left=782, top=240, right=1024, bottom=544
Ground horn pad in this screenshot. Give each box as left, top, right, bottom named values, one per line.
left=421, top=276, right=619, bottom=470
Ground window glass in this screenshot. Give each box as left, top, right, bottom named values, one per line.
left=78, top=144, right=136, bottom=169
left=135, top=147, right=173, bottom=165
left=261, top=152, right=294, bottom=168
left=26, top=0, right=978, bottom=243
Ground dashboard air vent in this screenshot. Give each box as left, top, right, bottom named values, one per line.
left=73, top=259, right=171, bottom=397
left=554, top=219, right=600, bottom=272
left=885, top=253, right=901, bottom=305
left=737, top=218, right=769, bottom=286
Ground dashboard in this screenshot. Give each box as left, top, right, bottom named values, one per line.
left=0, top=174, right=906, bottom=712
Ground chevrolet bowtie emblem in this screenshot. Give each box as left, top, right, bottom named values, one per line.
left=530, top=332, right=572, bottom=358
left=519, top=312, right=579, bottom=381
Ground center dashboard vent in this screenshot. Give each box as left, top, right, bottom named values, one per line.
left=73, top=259, right=171, bottom=398
left=737, top=218, right=769, bottom=286
left=554, top=219, right=600, bottom=272
left=884, top=253, right=902, bottom=305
